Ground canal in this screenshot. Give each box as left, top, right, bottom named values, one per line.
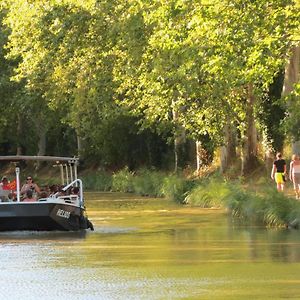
left=0, top=192, right=300, bottom=299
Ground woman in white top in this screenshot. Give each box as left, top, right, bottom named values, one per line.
left=289, top=154, right=300, bottom=199
left=21, top=176, right=40, bottom=199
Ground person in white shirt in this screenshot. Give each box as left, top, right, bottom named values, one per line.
left=21, top=176, right=41, bottom=199
left=289, top=154, right=300, bottom=199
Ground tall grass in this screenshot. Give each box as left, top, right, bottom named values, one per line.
left=132, top=169, right=165, bottom=197
left=111, top=168, right=196, bottom=200
left=186, top=177, right=300, bottom=228
left=111, top=167, right=134, bottom=193
left=222, top=185, right=300, bottom=227
left=185, top=178, right=231, bottom=207
left=81, top=171, right=112, bottom=191
left=161, top=175, right=196, bottom=203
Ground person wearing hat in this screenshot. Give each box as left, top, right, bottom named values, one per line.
left=0, top=176, right=10, bottom=190
left=0, top=176, right=10, bottom=201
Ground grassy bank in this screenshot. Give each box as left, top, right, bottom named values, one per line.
left=81, top=168, right=300, bottom=229
left=82, top=167, right=196, bottom=200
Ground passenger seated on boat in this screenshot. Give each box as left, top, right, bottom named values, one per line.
left=8, top=192, right=16, bottom=202
left=49, top=184, right=59, bottom=196
left=0, top=177, right=10, bottom=201
left=0, top=176, right=9, bottom=190
left=22, top=190, right=36, bottom=202
left=38, top=190, right=49, bottom=200
left=71, top=186, right=79, bottom=195
left=21, top=176, right=41, bottom=198
left=57, top=185, right=68, bottom=197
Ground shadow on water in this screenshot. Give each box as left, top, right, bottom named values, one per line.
left=0, top=230, right=88, bottom=241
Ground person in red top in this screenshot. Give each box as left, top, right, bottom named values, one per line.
left=271, top=152, right=287, bottom=192
left=0, top=176, right=17, bottom=201
left=0, top=176, right=10, bottom=190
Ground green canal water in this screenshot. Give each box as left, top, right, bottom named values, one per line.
left=0, top=192, right=300, bottom=299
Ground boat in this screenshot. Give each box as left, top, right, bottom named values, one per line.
left=0, top=155, right=94, bottom=231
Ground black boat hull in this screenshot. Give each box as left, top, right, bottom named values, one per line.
left=0, top=202, right=93, bottom=231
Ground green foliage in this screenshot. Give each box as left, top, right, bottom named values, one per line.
left=81, top=171, right=112, bottom=191
left=132, top=168, right=165, bottom=197
left=111, top=167, right=135, bottom=193
left=257, top=71, right=286, bottom=152
left=160, top=174, right=194, bottom=203
left=184, top=176, right=300, bottom=228
left=0, top=0, right=299, bottom=169
left=220, top=183, right=300, bottom=227
left=185, top=178, right=231, bottom=208
left=221, top=183, right=254, bottom=217
left=283, top=83, right=300, bottom=141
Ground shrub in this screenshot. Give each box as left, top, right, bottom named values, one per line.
left=161, top=175, right=191, bottom=203
left=225, top=186, right=298, bottom=227
left=112, top=167, right=134, bottom=192
left=223, top=183, right=256, bottom=220
left=262, top=190, right=295, bottom=227
left=185, top=177, right=300, bottom=228
left=81, top=171, right=112, bottom=191
left=132, top=169, right=165, bottom=197
left=185, top=179, right=231, bottom=207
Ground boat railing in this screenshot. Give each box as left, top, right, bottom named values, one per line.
left=62, top=179, right=84, bottom=207
left=38, top=194, right=80, bottom=205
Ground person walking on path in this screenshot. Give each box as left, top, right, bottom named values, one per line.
left=289, top=154, right=300, bottom=199
left=271, top=152, right=287, bottom=192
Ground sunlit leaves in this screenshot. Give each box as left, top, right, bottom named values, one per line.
left=1, top=0, right=299, bottom=158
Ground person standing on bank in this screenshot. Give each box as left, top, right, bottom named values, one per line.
left=289, top=154, right=300, bottom=199
left=271, top=152, right=287, bottom=192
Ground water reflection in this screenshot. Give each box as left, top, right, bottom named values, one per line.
left=0, top=192, right=300, bottom=299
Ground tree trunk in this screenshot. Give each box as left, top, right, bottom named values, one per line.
left=282, top=45, right=300, bottom=153
left=16, top=114, right=23, bottom=155
left=262, top=132, right=274, bottom=175
left=196, top=140, right=202, bottom=175
left=241, top=84, right=258, bottom=175
left=37, top=129, right=46, bottom=157
left=173, top=126, right=186, bottom=172
left=76, top=133, right=82, bottom=158
left=172, top=99, right=186, bottom=173
left=220, top=123, right=236, bottom=174
left=292, top=141, right=300, bottom=155
left=282, top=46, right=300, bottom=96
left=35, top=120, right=47, bottom=169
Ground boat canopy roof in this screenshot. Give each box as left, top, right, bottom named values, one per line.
left=0, top=155, right=79, bottom=163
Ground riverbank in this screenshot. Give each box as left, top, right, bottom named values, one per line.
left=78, top=167, right=300, bottom=229
left=1, top=162, right=299, bottom=229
